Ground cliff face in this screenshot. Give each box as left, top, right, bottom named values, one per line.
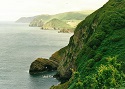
left=29, top=15, right=51, bottom=27
left=50, top=0, right=125, bottom=88
left=29, top=47, right=67, bottom=74
left=29, top=0, right=125, bottom=89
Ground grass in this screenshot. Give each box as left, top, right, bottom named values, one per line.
left=43, top=18, right=72, bottom=30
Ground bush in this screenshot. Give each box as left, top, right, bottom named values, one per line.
left=96, top=64, right=123, bottom=88
left=77, top=57, right=125, bottom=89
left=83, top=75, right=98, bottom=89
left=75, top=81, right=83, bottom=89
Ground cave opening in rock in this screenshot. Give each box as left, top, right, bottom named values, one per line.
left=44, top=65, right=53, bottom=71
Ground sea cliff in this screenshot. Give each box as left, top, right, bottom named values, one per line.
left=30, top=0, right=125, bottom=88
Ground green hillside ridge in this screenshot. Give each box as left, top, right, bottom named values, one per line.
left=42, top=18, right=73, bottom=32
left=52, top=12, right=87, bottom=20
left=16, top=10, right=93, bottom=26
left=29, top=11, right=93, bottom=28
left=29, top=0, right=125, bottom=89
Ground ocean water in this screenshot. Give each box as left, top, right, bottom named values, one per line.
left=0, top=22, right=73, bottom=89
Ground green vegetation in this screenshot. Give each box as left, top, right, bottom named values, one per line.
left=50, top=0, right=125, bottom=89
left=29, top=11, right=93, bottom=32
left=30, top=11, right=92, bottom=24
left=69, top=57, right=125, bottom=89
left=43, top=18, right=72, bottom=30
left=52, top=12, right=87, bottom=20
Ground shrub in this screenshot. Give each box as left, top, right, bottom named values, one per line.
left=75, top=81, right=83, bottom=89
left=83, top=75, right=98, bottom=89
left=96, top=64, right=123, bottom=88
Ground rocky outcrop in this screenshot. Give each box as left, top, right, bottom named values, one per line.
left=29, top=58, right=58, bottom=74
left=29, top=47, right=67, bottom=75
left=58, top=29, right=74, bottom=33
left=50, top=46, right=74, bottom=81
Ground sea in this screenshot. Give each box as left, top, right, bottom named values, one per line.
left=0, top=22, right=73, bottom=89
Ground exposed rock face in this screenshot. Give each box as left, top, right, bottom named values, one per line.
left=50, top=46, right=74, bottom=81
left=29, top=58, right=58, bottom=74
left=29, top=47, right=66, bottom=75
left=49, top=47, right=67, bottom=63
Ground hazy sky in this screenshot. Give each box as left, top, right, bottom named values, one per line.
left=0, top=0, right=108, bottom=21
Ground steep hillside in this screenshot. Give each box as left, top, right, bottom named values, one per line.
left=50, top=0, right=125, bottom=88
left=29, top=0, right=125, bottom=89
left=29, top=15, right=51, bottom=27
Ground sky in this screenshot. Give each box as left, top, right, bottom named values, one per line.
left=0, top=0, right=108, bottom=21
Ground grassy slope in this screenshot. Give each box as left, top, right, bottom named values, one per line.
left=52, top=12, right=87, bottom=20
left=51, top=0, right=125, bottom=89
left=31, top=15, right=52, bottom=22
left=43, top=18, right=72, bottom=30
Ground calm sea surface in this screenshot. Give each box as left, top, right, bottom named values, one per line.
left=0, top=22, right=73, bottom=89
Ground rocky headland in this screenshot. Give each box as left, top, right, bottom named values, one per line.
left=29, top=58, right=58, bottom=74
